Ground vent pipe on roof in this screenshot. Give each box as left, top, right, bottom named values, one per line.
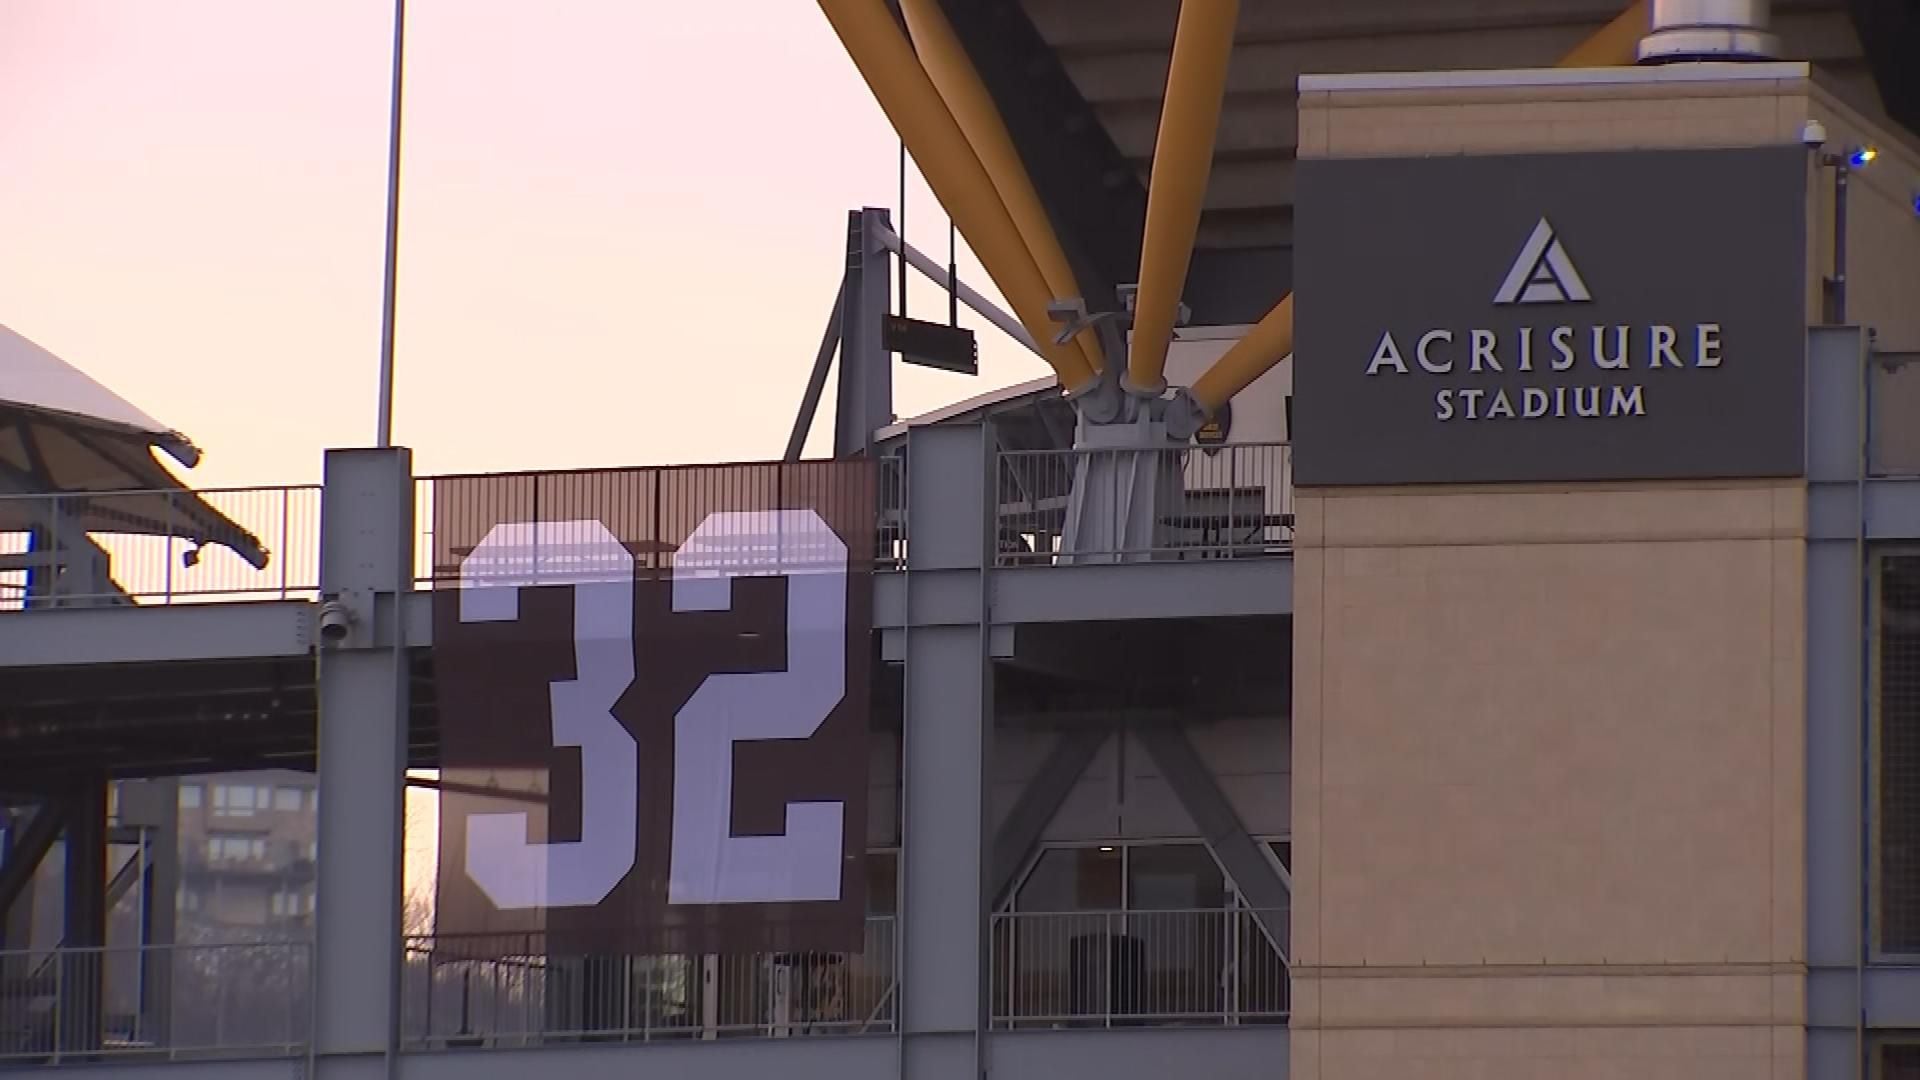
left=1637, top=0, right=1779, bottom=63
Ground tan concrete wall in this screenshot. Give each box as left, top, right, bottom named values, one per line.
left=1291, top=481, right=1807, bottom=1080
left=1299, top=71, right=1815, bottom=160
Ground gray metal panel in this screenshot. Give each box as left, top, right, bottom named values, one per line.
left=1807, top=481, right=1920, bottom=541
left=1808, top=533, right=1865, bottom=971
left=1805, top=324, right=1867, bottom=1080
left=33, top=1028, right=1286, bottom=1080
left=897, top=419, right=992, bottom=1080
left=876, top=567, right=982, bottom=628
left=9, top=1059, right=304, bottom=1080
left=314, top=448, right=414, bottom=1063
left=1293, top=146, right=1810, bottom=487
left=1809, top=1027, right=1860, bottom=1080
left=0, top=600, right=312, bottom=668
left=899, top=632, right=992, bottom=1058
left=1811, top=966, right=1920, bottom=1028
left=989, top=1026, right=1289, bottom=1080
left=905, top=425, right=989, bottom=572
left=408, top=553, right=1296, bottom=642
left=1807, top=327, right=1869, bottom=990
left=1809, top=326, right=1868, bottom=484
left=990, top=559, right=1293, bottom=623
left=1867, top=483, right=1920, bottom=539
left=836, top=208, right=893, bottom=459
left=404, top=1037, right=897, bottom=1080
left=875, top=559, right=1294, bottom=629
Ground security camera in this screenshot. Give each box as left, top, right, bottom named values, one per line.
left=317, top=600, right=354, bottom=645
left=1802, top=120, right=1828, bottom=150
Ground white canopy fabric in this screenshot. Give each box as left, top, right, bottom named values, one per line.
left=0, top=322, right=266, bottom=568
left=0, top=322, right=197, bottom=464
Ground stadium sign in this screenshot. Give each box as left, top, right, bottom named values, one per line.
left=1292, top=145, right=1808, bottom=486
left=429, top=462, right=873, bottom=956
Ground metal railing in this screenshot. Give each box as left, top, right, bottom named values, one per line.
left=990, top=908, right=1288, bottom=1029
left=0, top=442, right=1295, bottom=612
left=0, top=940, right=312, bottom=1064
left=401, top=916, right=898, bottom=1049
left=995, top=443, right=1293, bottom=566
left=0, top=486, right=321, bottom=610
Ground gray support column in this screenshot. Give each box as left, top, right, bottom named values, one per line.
left=898, top=423, right=993, bottom=1080
left=115, top=780, right=177, bottom=1045
left=313, top=448, right=414, bottom=1079
left=59, top=775, right=107, bottom=1057
left=1806, top=326, right=1869, bottom=1080
left=835, top=207, right=894, bottom=458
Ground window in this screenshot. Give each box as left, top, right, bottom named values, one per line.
left=176, top=887, right=200, bottom=912
left=178, top=785, right=202, bottom=810
left=1886, top=1041, right=1920, bottom=1080
left=207, top=833, right=266, bottom=861
left=1015, top=846, right=1123, bottom=912
left=213, top=784, right=255, bottom=816
left=273, top=787, right=304, bottom=812
left=1881, top=554, right=1920, bottom=952
left=270, top=889, right=314, bottom=917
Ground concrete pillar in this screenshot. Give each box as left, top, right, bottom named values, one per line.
left=313, top=447, right=414, bottom=1078
left=898, top=423, right=993, bottom=1080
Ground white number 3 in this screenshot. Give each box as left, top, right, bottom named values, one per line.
left=459, top=520, right=638, bottom=911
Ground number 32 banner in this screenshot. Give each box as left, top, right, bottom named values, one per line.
left=429, top=462, right=873, bottom=957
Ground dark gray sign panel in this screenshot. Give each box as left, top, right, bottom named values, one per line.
left=1292, top=146, right=1809, bottom=486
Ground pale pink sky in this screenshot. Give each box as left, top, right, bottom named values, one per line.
left=0, top=0, right=1046, bottom=486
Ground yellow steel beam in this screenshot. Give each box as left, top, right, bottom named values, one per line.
left=819, top=0, right=1097, bottom=392
left=899, top=0, right=1106, bottom=377
left=1129, top=0, right=1239, bottom=397
left=1188, top=0, right=1649, bottom=416
left=1559, top=0, right=1651, bottom=69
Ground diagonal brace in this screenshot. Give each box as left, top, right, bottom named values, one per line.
left=991, top=727, right=1108, bottom=906
left=1136, top=725, right=1289, bottom=955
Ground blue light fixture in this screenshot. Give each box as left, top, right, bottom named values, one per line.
left=1850, top=146, right=1879, bottom=168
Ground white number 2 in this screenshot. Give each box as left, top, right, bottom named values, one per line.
left=456, top=510, right=850, bottom=911
left=459, top=520, right=638, bottom=910
left=667, top=509, right=849, bottom=905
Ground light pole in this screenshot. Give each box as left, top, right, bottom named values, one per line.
left=1818, top=143, right=1876, bottom=325
left=375, top=0, right=407, bottom=448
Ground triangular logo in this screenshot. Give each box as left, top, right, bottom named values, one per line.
left=1493, top=217, right=1592, bottom=305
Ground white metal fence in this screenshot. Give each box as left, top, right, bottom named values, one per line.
left=990, top=908, right=1289, bottom=1028
left=0, top=940, right=311, bottom=1064
left=0, top=486, right=321, bottom=610
left=0, top=443, right=1294, bottom=611
left=401, top=917, right=898, bottom=1048
left=994, top=443, right=1294, bottom=565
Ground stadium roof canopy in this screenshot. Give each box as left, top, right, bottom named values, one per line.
left=825, top=0, right=1920, bottom=436
left=0, top=322, right=266, bottom=567
left=935, top=0, right=1916, bottom=329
